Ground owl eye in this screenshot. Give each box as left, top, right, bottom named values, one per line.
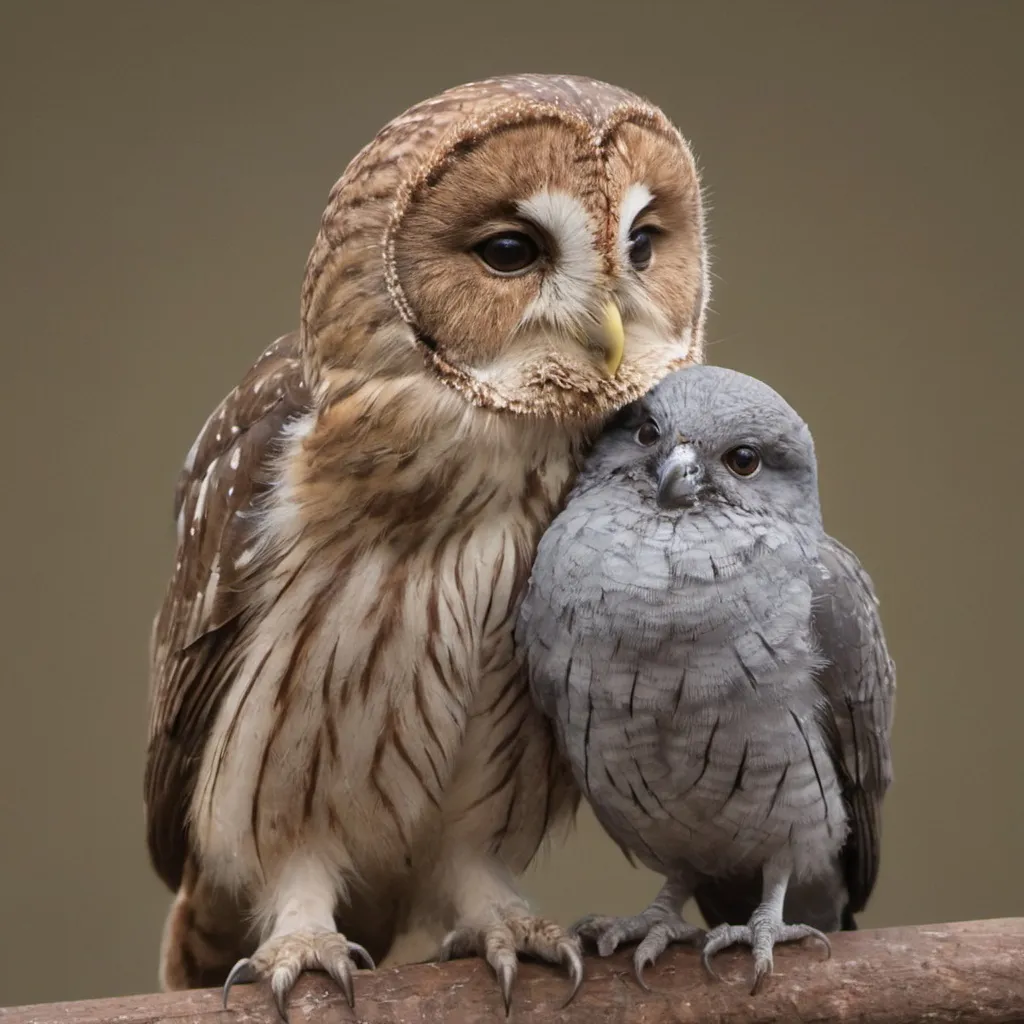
left=723, top=445, right=762, bottom=477
left=475, top=232, right=541, bottom=275
left=628, top=226, right=657, bottom=271
left=634, top=418, right=661, bottom=446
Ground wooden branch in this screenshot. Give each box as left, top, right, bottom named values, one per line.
left=3, top=919, right=1023, bottom=1024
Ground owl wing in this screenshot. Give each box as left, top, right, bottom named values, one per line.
left=809, top=531, right=896, bottom=918
left=145, top=332, right=310, bottom=891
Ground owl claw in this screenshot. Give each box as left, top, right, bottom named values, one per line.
left=439, top=915, right=584, bottom=1013
left=495, top=956, right=515, bottom=1016
left=323, top=956, right=354, bottom=1010
left=559, top=944, right=584, bottom=1009
left=346, top=942, right=376, bottom=970
left=222, top=930, right=372, bottom=1020
left=270, top=969, right=294, bottom=1022
left=223, top=957, right=258, bottom=1007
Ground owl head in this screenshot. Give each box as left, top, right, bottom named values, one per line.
left=301, top=74, right=709, bottom=425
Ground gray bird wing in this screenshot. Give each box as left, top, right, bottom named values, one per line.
left=808, top=532, right=896, bottom=916
left=694, top=531, right=895, bottom=930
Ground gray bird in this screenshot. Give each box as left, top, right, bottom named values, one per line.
left=516, top=365, right=895, bottom=993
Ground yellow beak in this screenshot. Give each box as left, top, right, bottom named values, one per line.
left=598, top=300, right=625, bottom=377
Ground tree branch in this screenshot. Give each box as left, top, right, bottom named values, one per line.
left=3, top=918, right=1022, bottom=1024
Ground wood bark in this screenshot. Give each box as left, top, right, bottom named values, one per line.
left=3, top=918, right=1023, bottom=1024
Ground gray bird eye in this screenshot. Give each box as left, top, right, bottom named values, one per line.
left=635, top=418, right=661, bottom=446
left=475, top=232, right=540, bottom=275
left=723, top=445, right=761, bottom=477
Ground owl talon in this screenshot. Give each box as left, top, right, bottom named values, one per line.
left=439, top=915, right=583, bottom=1012
left=346, top=942, right=376, bottom=970
left=494, top=955, right=516, bottom=1016
left=560, top=943, right=584, bottom=1008
left=270, top=968, right=295, bottom=1022
left=323, top=955, right=355, bottom=1010
left=222, top=929, right=371, bottom=1020
left=223, top=957, right=257, bottom=1007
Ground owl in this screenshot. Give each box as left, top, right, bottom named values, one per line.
left=145, top=73, right=709, bottom=1016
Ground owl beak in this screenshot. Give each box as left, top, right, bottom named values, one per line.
left=595, top=300, right=625, bottom=377
left=657, top=443, right=705, bottom=509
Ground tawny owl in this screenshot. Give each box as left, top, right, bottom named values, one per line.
left=145, top=73, right=709, bottom=1016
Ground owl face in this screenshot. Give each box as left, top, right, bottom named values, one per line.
left=303, top=75, right=709, bottom=424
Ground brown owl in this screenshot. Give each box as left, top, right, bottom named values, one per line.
left=145, top=72, right=709, bottom=1016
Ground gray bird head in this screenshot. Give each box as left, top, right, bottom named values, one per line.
left=581, top=365, right=822, bottom=525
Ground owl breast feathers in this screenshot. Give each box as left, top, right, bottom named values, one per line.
left=144, top=73, right=710, bottom=1009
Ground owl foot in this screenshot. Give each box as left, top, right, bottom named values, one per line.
left=702, top=913, right=831, bottom=995
left=439, top=914, right=583, bottom=1015
left=223, top=928, right=375, bottom=1021
left=572, top=909, right=704, bottom=988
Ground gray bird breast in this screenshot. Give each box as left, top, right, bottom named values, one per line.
left=518, top=480, right=849, bottom=884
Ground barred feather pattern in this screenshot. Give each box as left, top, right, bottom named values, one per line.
left=147, top=333, right=585, bottom=968
left=194, top=367, right=583, bottom=893
left=145, top=72, right=708, bottom=988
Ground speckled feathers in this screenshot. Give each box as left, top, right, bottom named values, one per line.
left=144, top=73, right=711, bottom=998
left=302, top=73, right=707, bottom=416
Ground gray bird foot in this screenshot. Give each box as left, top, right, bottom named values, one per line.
left=572, top=910, right=704, bottom=988
left=438, top=914, right=583, bottom=1015
left=702, top=913, right=831, bottom=995
left=223, top=928, right=374, bottom=1021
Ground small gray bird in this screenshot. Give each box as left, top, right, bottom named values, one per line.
left=516, top=365, right=895, bottom=993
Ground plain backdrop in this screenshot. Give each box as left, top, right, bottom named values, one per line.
left=1, top=0, right=1022, bottom=1007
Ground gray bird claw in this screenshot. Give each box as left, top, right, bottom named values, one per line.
left=572, top=911, right=704, bottom=989
left=222, top=930, right=375, bottom=1020
left=438, top=916, right=584, bottom=1015
left=702, top=919, right=831, bottom=995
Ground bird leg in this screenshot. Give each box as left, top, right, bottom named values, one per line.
left=571, top=876, right=703, bottom=988
left=222, top=856, right=374, bottom=1021
left=434, top=855, right=583, bottom=1015
left=702, top=855, right=831, bottom=995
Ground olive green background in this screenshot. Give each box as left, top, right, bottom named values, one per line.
left=1, top=0, right=1021, bottom=1007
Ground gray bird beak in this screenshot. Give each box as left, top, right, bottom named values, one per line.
left=657, top=443, right=704, bottom=509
